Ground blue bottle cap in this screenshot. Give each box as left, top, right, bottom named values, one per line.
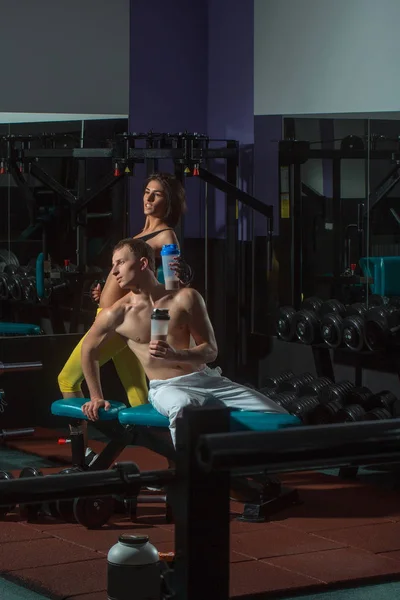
left=161, top=244, right=180, bottom=255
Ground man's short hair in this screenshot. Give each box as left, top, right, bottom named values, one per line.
left=113, top=238, right=156, bottom=273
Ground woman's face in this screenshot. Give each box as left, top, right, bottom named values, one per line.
left=143, top=179, right=167, bottom=219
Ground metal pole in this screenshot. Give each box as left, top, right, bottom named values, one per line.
left=0, top=361, right=42, bottom=375
left=196, top=419, right=400, bottom=474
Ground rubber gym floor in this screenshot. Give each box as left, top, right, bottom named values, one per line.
left=2, top=428, right=400, bottom=600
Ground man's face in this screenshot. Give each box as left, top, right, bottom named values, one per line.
left=112, top=246, right=143, bottom=289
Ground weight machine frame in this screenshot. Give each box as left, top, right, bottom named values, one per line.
left=278, top=140, right=400, bottom=310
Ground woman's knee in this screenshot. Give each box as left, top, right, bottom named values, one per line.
left=57, top=358, right=83, bottom=394
left=57, top=369, right=82, bottom=394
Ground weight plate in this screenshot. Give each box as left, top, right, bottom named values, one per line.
left=0, top=470, right=15, bottom=517
left=73, top=496, right=114, bottom=529
left=0, top=248, right=19, bottom=268
left=55, top=467, right=83, bottom=523
left=19, top=467, right=43, bottom=521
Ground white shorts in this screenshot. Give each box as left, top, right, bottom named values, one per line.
left=148, top=366, right=287, bottom=445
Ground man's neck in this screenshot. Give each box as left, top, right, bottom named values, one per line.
left=128, top=272, right=167, bottom=304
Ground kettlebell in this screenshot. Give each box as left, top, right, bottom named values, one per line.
left=107, top=534, right=161, bottom=600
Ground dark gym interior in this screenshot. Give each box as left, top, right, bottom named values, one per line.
left=2, top=1, right=400, bottom=600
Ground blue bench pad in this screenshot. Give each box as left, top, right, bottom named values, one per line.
left=51, top=399, right=301, bottom=430
left=118, top=404, right=301, bottom=431
left=0, top=323, right=42, bottom=336
left=51, top=398, right=126, bottom=421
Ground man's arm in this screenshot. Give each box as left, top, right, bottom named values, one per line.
left=149, top=289, right=217, bottom=366
left=178, top=289, right=218, bottom=364
left=81, top=307, right=124, bottom=403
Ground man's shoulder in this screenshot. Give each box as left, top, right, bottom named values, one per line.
left=174, top=287, right=204, bottom=307
left=99, top=295, right=132, bottom=326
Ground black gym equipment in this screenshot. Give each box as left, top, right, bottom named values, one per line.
left=293, top=297, right=324, bottom=345
left=298, top=376, right=333, bottom=398
left=335, top=404, right=367, bottom=423
left=0, top=360, right=42, bottom=375
left=1, top=132, right=273, bottom=382
left=268, top=392, right=298, bottom=409
left=278, top=139, right=400, bottom=309
left=0, top=471, right=15, bottom=517
left=260, top=370, right=294, bottom=393
left=286, top=395, right=321, bottom=424
left=275, top=306, right=297, bottom=341
left=320, top=381, right=355, bottom=404
left=364, top=306, right=400, bottom=352
left=0, top=360, right=41, bottom=442
left=342, top=313, right=366, bottom=352
left=320, top=313, right=344, bottom=348
left=319, top=300, right=347, bottom=349
left=366, top=390, right=400, bottom=417
left=3, top=406, right=400, bottom=600
left=278, top=372, right=315, bottom=394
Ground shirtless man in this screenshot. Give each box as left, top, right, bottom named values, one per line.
left=81, top=238, right=287, bottom=445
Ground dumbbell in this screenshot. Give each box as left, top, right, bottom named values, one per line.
left=315, top=384, right=375, bottom=424
left=293, top=297, right=324, bottom=344
left=276, top=297, right=323, bottom=343
left=0, top=471, right=16, bottom=518
left=364, top=390, right=400, bottom=417
left=276, top=372, right=315, bottom=395
left=363, top=408, right=393, bottom=421
left=275, top=306, right=297, bottom=342
left=341, top=303, right=368, bottom=352
left=319, top=300, right=347, bottom=348
left=259, top=371, right=294, bottom=395
left=295, top=298, right=346, bottom=345
left=340, top=387, right=398, bottom=423
left=364, top=306, right=400, bottom=353
left=287, top=395, right=321, bottom=424
left=269, top=392, right=298, bottom=410
left=310, top=381, right=355, bottom=424
left=17, top=466, right=114, bottom=528
left=298, top=376, right=333, bottom=398
left=0, top=272, right=9, bottom=300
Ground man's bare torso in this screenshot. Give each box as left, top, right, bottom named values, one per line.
left=113, top=289, right=202, bottom=381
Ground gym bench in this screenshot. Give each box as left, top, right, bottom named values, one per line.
left=51, top=397, right=302, bottom=522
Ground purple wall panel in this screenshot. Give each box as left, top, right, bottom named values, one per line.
left=128, top=0, right=208, bottom=236
left=129, top=0, right=256, bottom=238
left=207, top=0, right=254, bottom=238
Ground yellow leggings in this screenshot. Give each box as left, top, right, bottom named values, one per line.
left=57, top=310, right=148, bottom=407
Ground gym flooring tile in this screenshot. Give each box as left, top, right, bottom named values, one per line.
left=312, top=521, right=400, bottom=554
left=263, top=547, right=400, bottom=584
left=0, top=522, right=52, bottom=543
left=230, top=524, right=346, bottom=559
left=228, top=559, right=323, bottom=596
left=7, top=433, right=400, bottom=597
left=268, top=481, right=400, bottom=533
left=0, top=446, right=62, bottom=471
left=47, top=519, right=175, bottom=553
left=9, top=559, right=107, bottom=598
left=0, top=537, right=103, bottom=571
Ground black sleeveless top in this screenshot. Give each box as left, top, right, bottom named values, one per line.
left=136, top=228, right=173, bottom=243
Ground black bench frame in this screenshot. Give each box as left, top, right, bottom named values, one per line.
left=66, top=414, right=301, bottom=523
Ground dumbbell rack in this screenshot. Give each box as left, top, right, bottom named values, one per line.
left=311, top=343, right=400, bottom=388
